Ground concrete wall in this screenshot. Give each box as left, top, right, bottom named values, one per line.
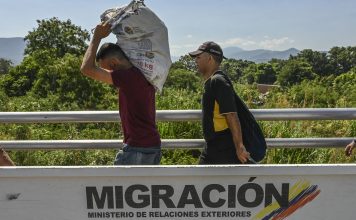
left=1, top=165, right=356, bottom=220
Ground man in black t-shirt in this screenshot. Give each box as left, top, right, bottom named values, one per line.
left=189, top=42, right=250, bottom=164
left=0, top=148, right=15, bottom=166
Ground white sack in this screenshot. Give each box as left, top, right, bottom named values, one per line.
left=101, top=1, right=172, bottom=92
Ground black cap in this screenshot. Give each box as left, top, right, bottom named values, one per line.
left=189, top=41, right=227, bottom=59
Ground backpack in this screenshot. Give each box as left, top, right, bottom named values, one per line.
left=216, top=72, right=267, bottom=162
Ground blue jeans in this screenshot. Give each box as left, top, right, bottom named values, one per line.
left=114, top=144, right=161, bottom=165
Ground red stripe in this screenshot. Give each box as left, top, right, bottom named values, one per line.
left=272, top=190, right=321, bottom=220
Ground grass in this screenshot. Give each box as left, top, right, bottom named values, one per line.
left=2, top=85, right=355, bottom=166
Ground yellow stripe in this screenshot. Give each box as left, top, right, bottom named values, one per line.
left=213, top=101, right=228, bottom=132
left=252, top=180, right=311, bottom=220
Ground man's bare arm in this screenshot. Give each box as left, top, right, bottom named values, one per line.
left=345, top=140, right=356, bottom=157
left=225, top=112, right=250, bottom=163
left=0, top=148, right=15, bottom=166
left=80, top=23, right=113, bottom=85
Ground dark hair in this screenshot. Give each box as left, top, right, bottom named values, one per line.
left=211, top=54, right=223, bottom=64
left=96, top=43, right=128, bottom=62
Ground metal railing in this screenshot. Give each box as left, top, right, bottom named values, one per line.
left=0, top=138, right=353, bottom=150
left=0, top=108, right=355, bottom=123
left=0, top=109, right=355, bottom=150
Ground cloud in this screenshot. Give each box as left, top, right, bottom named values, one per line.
left=259, top=37, right=295, bottom=49
left=219, top=36, right=295, bottom=50
left=219, top=38, right=257, bottom=47
left=171, top=44, right=197, bottom=49
left=186, top=34, right=193, bottom=39
left=170, top=36, right=296, bottom=56
left=170, top=44, right=197, bottom=56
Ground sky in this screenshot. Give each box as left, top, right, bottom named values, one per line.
left=1, top=0, right=356, bottom=56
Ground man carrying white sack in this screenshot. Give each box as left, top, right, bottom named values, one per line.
left=81, top=1, right=172, bottom=165
left=81, top=23, right=162, bottom=165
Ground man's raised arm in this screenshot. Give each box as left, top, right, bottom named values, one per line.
left=80, top=23, right=113, bottom=85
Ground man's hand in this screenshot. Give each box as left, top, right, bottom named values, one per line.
left=93, top=22, right=111, bottom=40
left=236, top=145, right=250, bottom=164
left=0, top=148, right=15, bottom=166
left=80, top=22, right=113, bottom=85
left=345, top=140, right=356, bottom=157
left=225, top=113, right=250, bottom=164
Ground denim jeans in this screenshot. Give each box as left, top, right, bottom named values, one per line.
left=114, top=144, right=161, bottom=165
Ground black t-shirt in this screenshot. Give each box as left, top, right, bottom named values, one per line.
left=202, top=71, right=237, bottom=142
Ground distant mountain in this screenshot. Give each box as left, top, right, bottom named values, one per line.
left=224, top=47, right=300, bottom=63
left=0, top=37, right=26, bottom=65
left=223, top=46, right=245, bottom=56
left=172, top=47, right=300, bottom=63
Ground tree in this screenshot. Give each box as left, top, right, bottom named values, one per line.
left=31, top=54, right=114, bottom=109
left=294, top=49, right=333, bottom=77
left=0, top=89, right=9, bottom=111
left=255, top=63, right=277, bottom=84
left=24, top=17, right=90, bottom=58
left=245, top=73, right=255, bottom=85
left=171, top=55, right=196, bottom=71
left=165, top=68, right=201, bottom=91
left=333, top=69, right=356, bottom=105
left=328, top=46, right=356, bottom=75
left=222, top=59, right=255, bottom=82
left=241, top=63, right=258, bottom=84
left=1, top=54, right=40, bottom=97
left=288, top=80, right=338, bottom=108
left=269, top=59, right=288, bottom=73
left=277, top=59, right=316, bottom=87
left=0, top=58, right=12, bottom=75
left=1, top=18, right=91, bottom=97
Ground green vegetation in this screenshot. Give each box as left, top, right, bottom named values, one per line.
left=0, top=18, right=355, bottom=166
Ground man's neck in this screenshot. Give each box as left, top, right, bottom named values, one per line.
left=115, top=60, right=134, bottom=71
left=121, top=62, right=134, bottom=70
left=203, top=67, right=220, bottom=81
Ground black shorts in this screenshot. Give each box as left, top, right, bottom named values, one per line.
left=199, top=133, right=241, bottom=165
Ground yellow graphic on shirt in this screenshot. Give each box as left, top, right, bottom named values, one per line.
left=213, top=101, right=228, bottom=132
